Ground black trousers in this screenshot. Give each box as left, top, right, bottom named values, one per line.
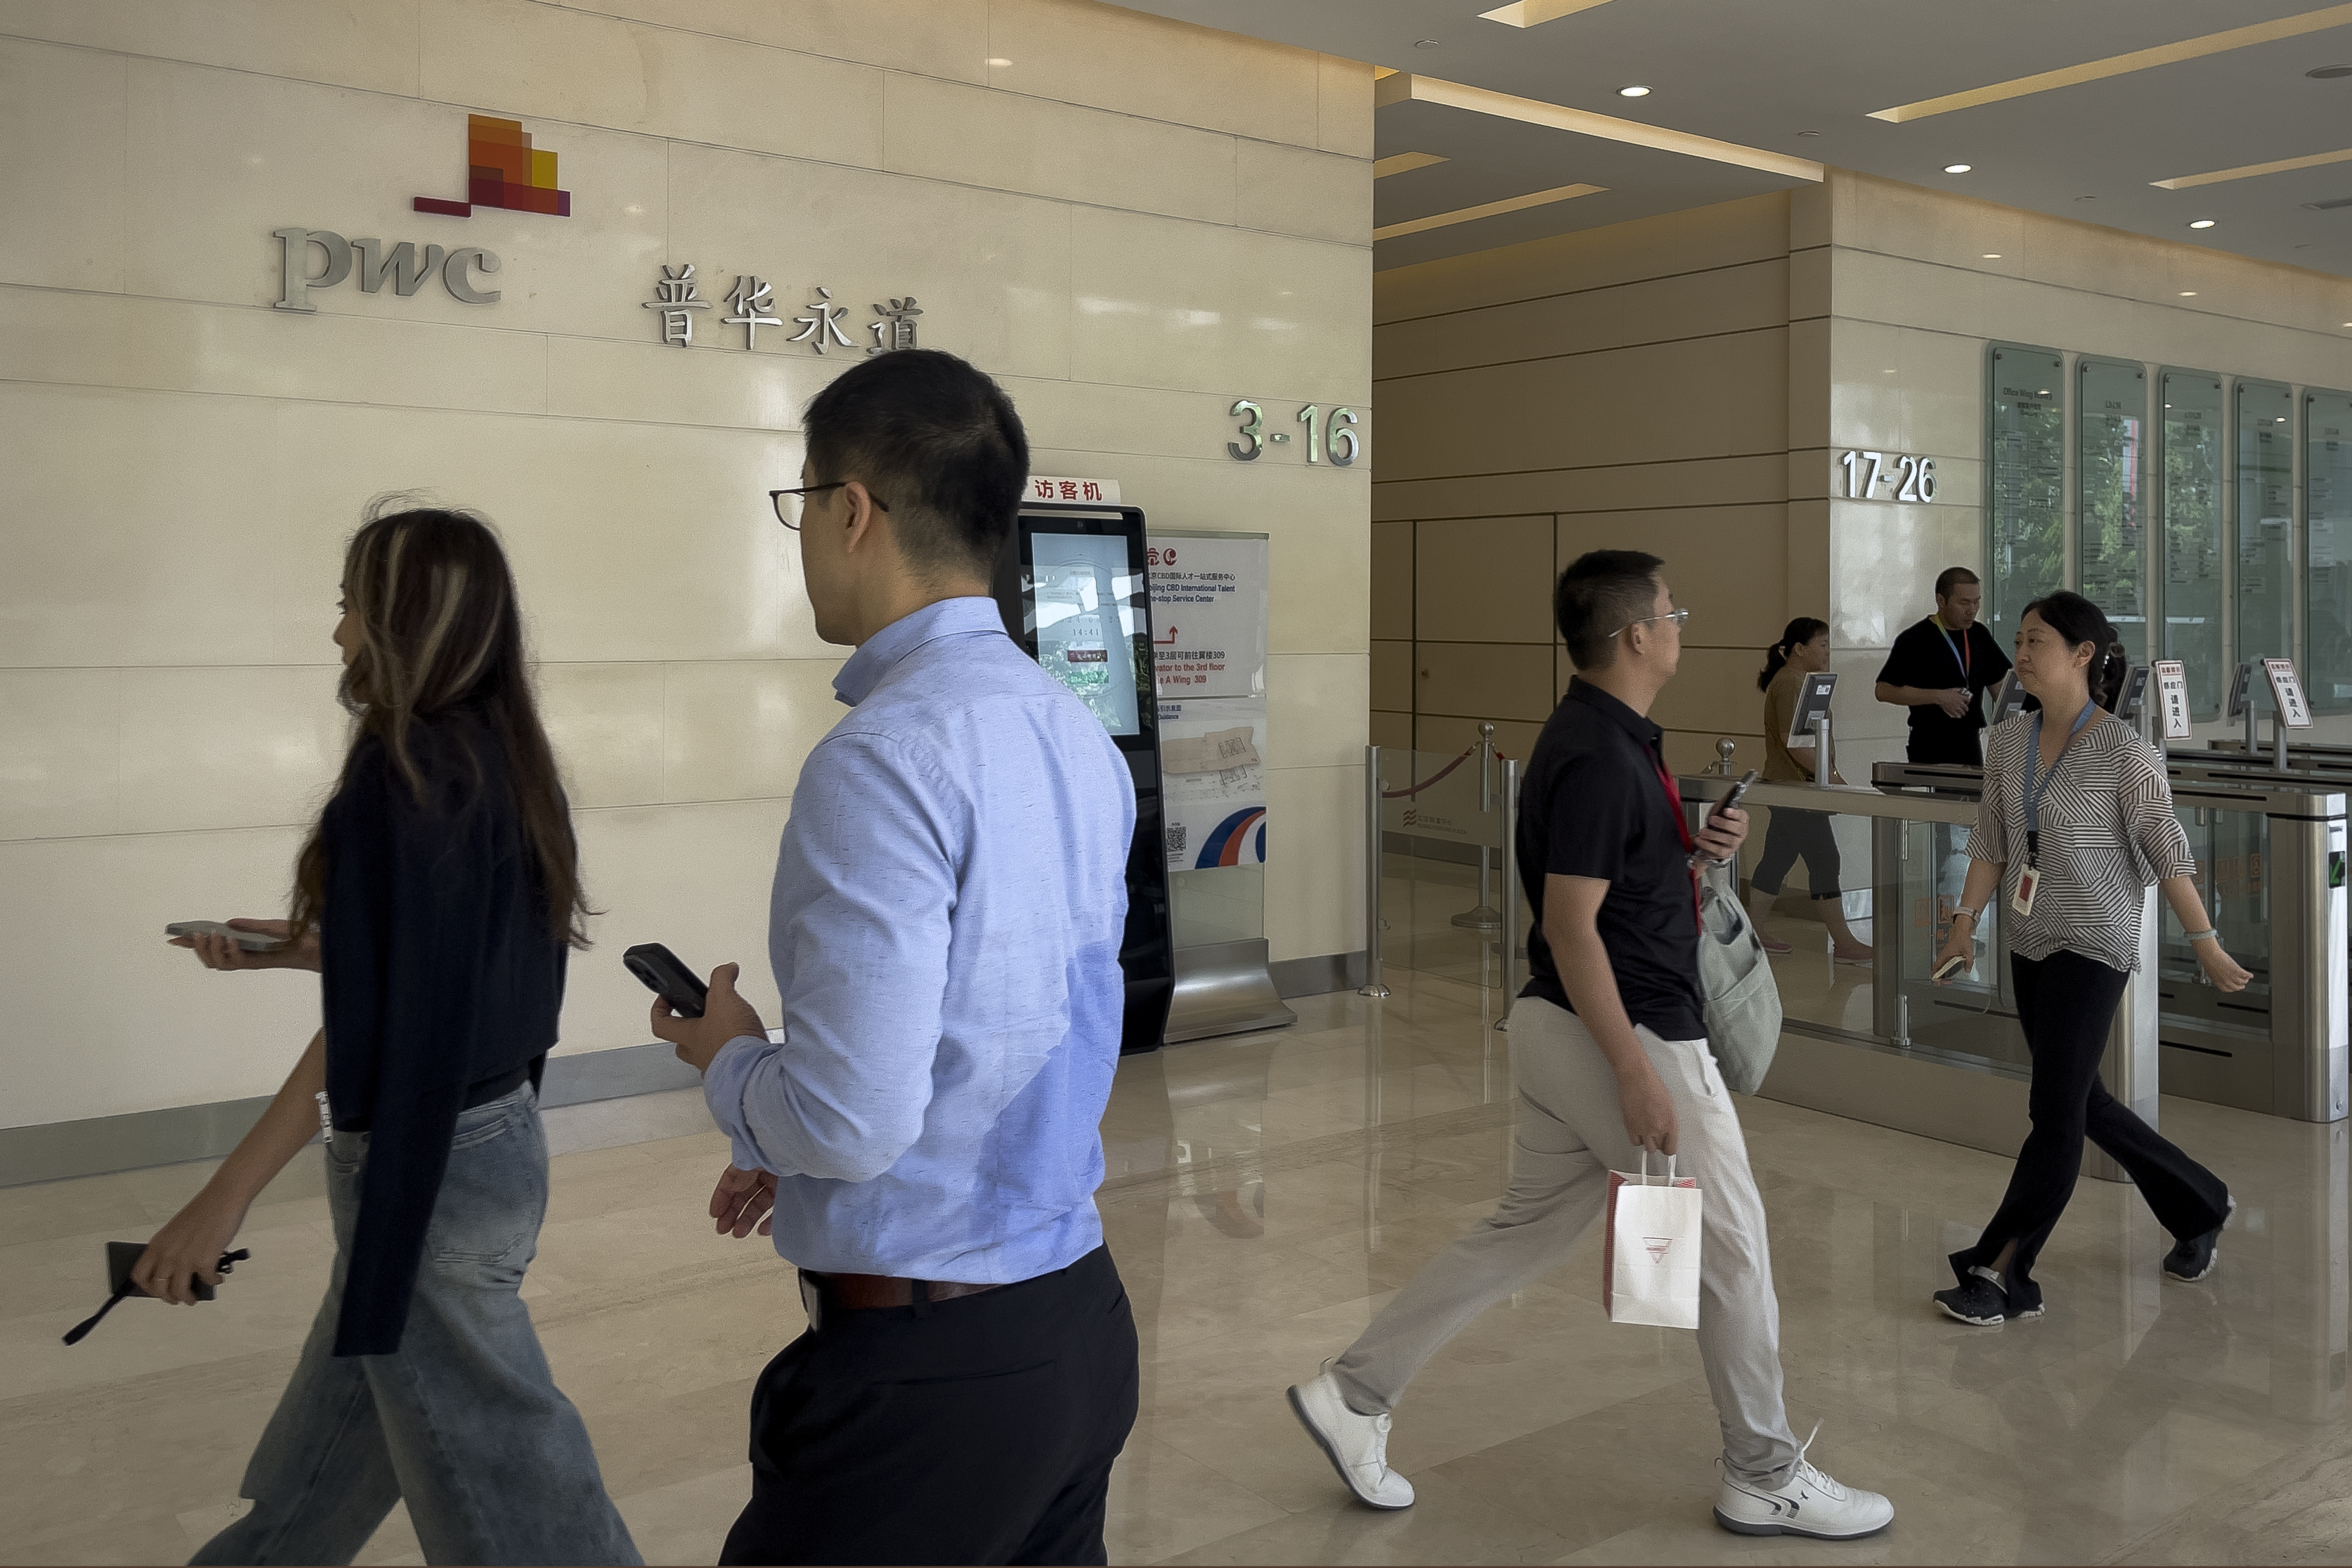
left=719, top=1245, right=1139, bottom=1567
left=1951, top=951, right=2230, bottom=1313
left=1751, top=806, right=1841, bottom=899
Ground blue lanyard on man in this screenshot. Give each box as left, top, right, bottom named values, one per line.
left=1936, top=615, right=1971, bottom=684
left=2021, top=701, right=2099, bottom=867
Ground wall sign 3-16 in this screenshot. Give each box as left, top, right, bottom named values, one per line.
left=1227, top=400, right=1359, bottom=465
left=1839, top=449, right=1935, bottom=502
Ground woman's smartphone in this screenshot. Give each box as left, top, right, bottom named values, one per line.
left=624, top=943, right=709, bottom=1019
left=165, top=920, right=285, bottom=952
left=1932, top=953, right=1970, bottom=981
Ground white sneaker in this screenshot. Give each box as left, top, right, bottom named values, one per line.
left=1713, top=1428, right=1893, bottom=1540
left=1286, top=1370, right=1414, bottom=1509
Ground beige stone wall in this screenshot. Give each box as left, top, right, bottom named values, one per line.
left=0, top=0, right=1372, bottom=1127
left=1370, top=193, right=1802, bottom=777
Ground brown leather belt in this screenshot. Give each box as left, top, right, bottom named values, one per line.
left=798, top=1269, right=1001, bottom=1332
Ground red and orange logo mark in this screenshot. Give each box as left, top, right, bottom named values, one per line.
left=415, top=115, right=570, bottom=218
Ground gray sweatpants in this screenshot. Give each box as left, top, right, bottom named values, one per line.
left=1331, top=995, right=1802, bottom=1488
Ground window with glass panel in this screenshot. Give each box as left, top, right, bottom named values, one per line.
left=2238, top=381, right=2295, bottom=674
left=1987, top=346, right=2065, bottom=653
left=2078, top=359, right=2147, bottom=658
left=2160, top=372, right=2223, bottom=717
left=2310, top=389, right=2352, bottom=714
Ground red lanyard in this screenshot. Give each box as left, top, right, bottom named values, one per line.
left=1649, top=753, right=1701, bottom=918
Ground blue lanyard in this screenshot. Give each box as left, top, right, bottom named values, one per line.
left=2022, top=702, right=2098, bottom=865
left=1940, top=624, right=1971, bottom=683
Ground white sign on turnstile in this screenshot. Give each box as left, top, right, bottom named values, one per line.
left=2265, top=657, right=2314, bottom=729
left=2153, top=659, right=2192, bottom=740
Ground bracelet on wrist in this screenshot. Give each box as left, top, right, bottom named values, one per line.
left=1950, top=906, right=1981, bottom=925
left=2182, top=928, right=2220, bottom=945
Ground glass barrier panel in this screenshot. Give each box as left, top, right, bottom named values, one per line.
left=2161, top=370, right=2225, bottom=717
left=2308, top=388, right=2352, bottom=716
left=2159, top=800, right=2274, bottom=1063
left=1744, top=800, right=1892, bottom=1045
left=2238, top=380, right=2295, bottom=670
left=2079, top=358, right=2149, bottom=655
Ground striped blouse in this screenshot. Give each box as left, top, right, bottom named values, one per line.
left=1967, top=710, right=2195, bottom=973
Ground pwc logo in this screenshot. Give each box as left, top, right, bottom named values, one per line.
left=273, top=113, right=568, bottom=312
left=415, top=115, right=572, bottom=219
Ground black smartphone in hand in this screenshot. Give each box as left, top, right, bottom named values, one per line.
left=1713, top=769, right=1761, bottom=821
left=624, top=943, right=709, bottom=1019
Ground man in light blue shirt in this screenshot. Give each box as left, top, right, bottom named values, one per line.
left=652, top=350, right=1138, bottom=1567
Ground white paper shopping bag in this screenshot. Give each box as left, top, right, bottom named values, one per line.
left=1603, top=1153, right=1702, bottom=1330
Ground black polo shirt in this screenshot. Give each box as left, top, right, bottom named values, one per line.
left=1876, top=615, right=2010, bottom=766
left=1518, top=678, right=1704, bottom=1040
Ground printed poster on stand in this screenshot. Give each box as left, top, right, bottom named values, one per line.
left=1147, top=534, right=1269, bottom=873
left=1158, top=697, right=1267, bottom=873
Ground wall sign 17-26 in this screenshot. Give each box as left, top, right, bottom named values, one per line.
left=1228, top=400, right=1360, bottom=465
left=1839, top=449, right=1935, bottom=501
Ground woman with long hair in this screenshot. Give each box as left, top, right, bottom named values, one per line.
left=1926, top=590, right=2250, bottom=1327
left=141, top=502, right=639, bottom=1566
left=1749, top=618, right=1872, bottom=963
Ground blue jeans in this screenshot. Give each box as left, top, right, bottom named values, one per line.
left=192, top=1086, right=640, bottom=1566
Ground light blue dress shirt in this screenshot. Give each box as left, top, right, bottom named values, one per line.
left=702, top=595, right=1135, bottom=1282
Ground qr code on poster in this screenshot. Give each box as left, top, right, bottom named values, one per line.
left=1165, top=823, right=1187, bottom=857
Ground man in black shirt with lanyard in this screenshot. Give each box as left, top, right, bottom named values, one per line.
left=1285, top=551, right=1894, bottom=1541
left=1874, top=566, right=2011, bottom=766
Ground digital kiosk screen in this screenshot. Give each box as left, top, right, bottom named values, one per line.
left=1028, top=532, right=1143, bottom=737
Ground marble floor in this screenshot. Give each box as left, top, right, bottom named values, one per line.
left=6, top=958, right=2352, bottom=1565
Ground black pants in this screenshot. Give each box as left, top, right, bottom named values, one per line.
left=1951, top=951, right=2230, bottom=1313
left=1752, top=807, right=1840, bottom=899
left=719, top=1245, right=1139, bottom=1566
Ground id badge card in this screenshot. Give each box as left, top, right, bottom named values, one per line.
left=2011, top=865, right=2039, bottom=917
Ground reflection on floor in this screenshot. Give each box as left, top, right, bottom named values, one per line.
left=6, top=963, right=2352, bottom=1565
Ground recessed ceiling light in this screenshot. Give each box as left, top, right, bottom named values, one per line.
left=1619, top=85, right=1651, bottom=97
left=2309, top=64, right=2352, bottom=78
left=986, top=56, right=1011, bottom=66
left=1414, top=38, right=1441, bottom=47
left=2190, top=218, right=2217, bottom=228
left=2075, top=194, right=2098, bottom=201
left=1982, top=252, right=2002, bottom=258
left=2180, top=290, right=2198, bottom=296
left=1797, top=129, right=1822, bottom=137
left=1944, top=163, right=1973, bottom=173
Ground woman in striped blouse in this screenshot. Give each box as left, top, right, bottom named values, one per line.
left=1926, top=591, right=2251, bottom=1327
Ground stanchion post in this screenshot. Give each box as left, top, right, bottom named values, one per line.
left=1359, top=744, right=1389, bottom=999
left=1497, top=757, right=1519, bottom=1031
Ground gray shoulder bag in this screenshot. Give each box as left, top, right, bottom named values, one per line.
left=1695, top=861, right=1783, bottom=1094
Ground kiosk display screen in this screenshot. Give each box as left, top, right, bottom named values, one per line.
left=1028, top=531, right=1143, bottom=737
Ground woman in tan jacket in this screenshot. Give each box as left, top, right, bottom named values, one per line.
left=1751, top=618, right=1872, bottom=963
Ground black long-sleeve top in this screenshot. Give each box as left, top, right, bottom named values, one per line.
left=320, top=718, right=567, bottom=1356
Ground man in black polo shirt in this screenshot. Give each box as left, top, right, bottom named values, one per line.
left=1874, top=566, right=2011, bottom=766
left=1285, top=552, right=1893, bottom=1541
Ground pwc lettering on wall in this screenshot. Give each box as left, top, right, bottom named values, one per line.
left=274, top=114, right=563, bottom=311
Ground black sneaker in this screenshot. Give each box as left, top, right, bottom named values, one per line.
left=2164, top=1195, right=2236, bottom=1283
left=1931, top=1270, right=2011, bottom=1326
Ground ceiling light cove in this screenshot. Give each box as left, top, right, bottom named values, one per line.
left=1867, top=3, right=2352, bottom=122
left=2152, top=145, right=2352, bottom=189
left=2190, top=218, right=2217, bottom=228
left=1618, top=85, right=1651, bottom=97
left=1944, top=163, right=1973, bottom=174
left=1478, top=0, right=1621, bottom=26
left=1372, top=151, right=1450, bottom=179
left=1374, top=73, right=1823, bottom=181
left=1374, top=182, right=1607, bottom=240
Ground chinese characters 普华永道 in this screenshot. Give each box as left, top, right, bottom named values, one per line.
left=645, top=267, right=922, bottom=355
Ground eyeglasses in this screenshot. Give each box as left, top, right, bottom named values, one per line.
left=1612, top=607, right=1690, bottom=639
left=769, top=483, right=891, bottom=531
